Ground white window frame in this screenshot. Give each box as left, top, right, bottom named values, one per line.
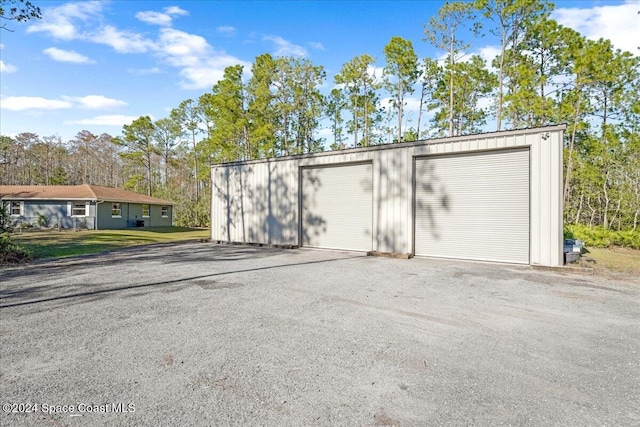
left=111, top=202, right=122, bottom=218
left=142, top=204, right=150, bottom=218
left=10, top=201, right=23, bottom=216
left=161, top=206, right=169, bottom=218
left=68, top=201, right=89, bottom=217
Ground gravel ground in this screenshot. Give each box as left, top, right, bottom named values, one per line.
left=1, top=242, right=638, bottom=426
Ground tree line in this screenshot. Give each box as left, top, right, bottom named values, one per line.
left=1, top=0, right=638, bottom=230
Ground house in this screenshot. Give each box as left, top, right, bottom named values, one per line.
left=0, top=184, right=174, bottom=230
left=211, top=125, right=565, bottom=267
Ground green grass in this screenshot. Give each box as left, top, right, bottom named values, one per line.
left=11, top=227, right=210, bottom=260
left=583, top=246, right=640, bottom=275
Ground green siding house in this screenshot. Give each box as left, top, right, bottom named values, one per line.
left=0, top=185, right=174, bottom=230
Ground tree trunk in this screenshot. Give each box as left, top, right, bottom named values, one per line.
left=496, top=31, right=506, bottom=132
left=417, top=83, right=425, bottom=139
left=449, top=37, right=455, bottom=137
left=192, top=129, right=199, bottom=226
left=602, top=169, right=610, bottom=229
left=563, top=92, right=581, bottom=204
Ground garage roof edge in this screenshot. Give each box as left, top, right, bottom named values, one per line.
left=212, top=124, right=567, bottom=168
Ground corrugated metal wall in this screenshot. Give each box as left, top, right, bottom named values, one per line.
left=211, top=125, right=564, bottom=266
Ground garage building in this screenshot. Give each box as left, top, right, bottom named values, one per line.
left=211, top=125, right=565, bottom=267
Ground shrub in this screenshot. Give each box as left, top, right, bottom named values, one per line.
left=564, top=224, right=640, bottom=250
left=0, top=233, right=33, bottom=264
left=37, top=212, right=50, bottom=228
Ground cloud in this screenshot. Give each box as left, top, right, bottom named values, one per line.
left=156, top=28, right=249, bottom=89
left=0, top=60, right=17, bottom=73
left=43, top=47, right=95, bottom=64
left=308, top=42, right=325, bottom=51
left=26, top=2, right=245, bottom=90
left=216, top=26, right=237, bottom=36
left=61, top=95, right=128, bottom=109
left=367, top=66, right=384, bottom=81
left=64, top=115, right=142, bottom=126
left=263, top=35, right=307, bottom=57
left=175, top=55, right=250, bottom=90
left=89, top=25, right=156, bottom=53
left=553, top=1, right=640, bottom=54
left=128, top=67, right=163, bottom=75
left=477, top=46, right=501, bottom=66
left=136, top=6, right=188, bottom=26
left=28, top=2, right=154, bottom=53
left=1, top=96, right=72, bottom=111
left=164, top=6, right=188, bottom=16
left=136, top=11, right=173, bottom=26
left=157, top=28, right=209, bottom=59
left=27, top=1, right=104, bottom=40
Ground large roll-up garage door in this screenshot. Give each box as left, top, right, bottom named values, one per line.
left=414, top=149, right=530, bottom=264
left=302, top=163, right=373, bottom=251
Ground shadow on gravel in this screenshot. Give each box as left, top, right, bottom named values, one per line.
left=0, top=243, right=289, bottom=281
left=0, top=254, right=361, bottom=309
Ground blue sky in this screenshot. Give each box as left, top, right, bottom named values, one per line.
left=1, top=0, right=638, bottom=142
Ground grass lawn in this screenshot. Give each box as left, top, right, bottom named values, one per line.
left=583, top=246, right=640, bottom=276
left=12, top=227, right=210, bottom=260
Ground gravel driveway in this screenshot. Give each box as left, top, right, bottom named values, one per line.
left=1, top=242, right=638, bottom=426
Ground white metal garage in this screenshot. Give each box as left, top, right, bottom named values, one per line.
left=211, top=125, right=565, bottom=267
left=414, top=149, right=530, bottom=264
left=301, top=163, right=373, bottom=251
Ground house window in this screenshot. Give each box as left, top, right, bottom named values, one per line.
left=142, top=204, right=150, bottom=217
left=71, top=202, right=87, bottom=217
left=161, top=206, right=168, bottom=218
left=112, top=203, right=121, bottom=217
left=10, top=201, right=22, bottom=216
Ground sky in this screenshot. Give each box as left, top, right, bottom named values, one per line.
left=0, top=0, right=638, bottom=143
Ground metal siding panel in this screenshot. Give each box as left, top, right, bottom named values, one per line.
left=530, top=139, right=542, bottom=264
left=415, top=149, right=530, bottom=264
left=302, top=163, right=373, bottom=251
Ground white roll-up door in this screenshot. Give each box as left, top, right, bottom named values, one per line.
left=414, top=149, right=530, bottom=264
left=302, top=163, right=373, bottom=251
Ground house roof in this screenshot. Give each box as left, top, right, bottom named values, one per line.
left=0, top=185, right=174, bottom=205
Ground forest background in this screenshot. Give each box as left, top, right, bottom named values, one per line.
left=1, top=0, right=638, bottom=243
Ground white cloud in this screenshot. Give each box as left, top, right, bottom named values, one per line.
left=404, top=96, right=423, bottom=113
left=553, top=1, right=640, bottom=54
left=0, top=60, right=17, bottom=73
left=216, top=26, right=237, bottom=36
left=367, top=66, right=384, bottom=81
left=28, top=3, right=154, bottom=53
left=476, top=96, right=494, bottom=112
left=164, top=6, right=188, bottom=16
left=25, top=2, right=245, bottom=90
left=263, top=35, right=307, bottom=57
left=89, top=25, right=156, bottom=53
left=477, top=46, right=501, bottom=67
left=136, top=6, right=189, bottom=26
left=308, top=42, right=325, bottom=51
left=128, top=67, right=163, bottom=75
left=156, top=28, right=248, bottom=89
left=27, top=1, right=104, bottom=40
left=317, top=127, right=333, bottom=138
left=157, top=28, right=209, bottom=59
left=65, top=115, right=143, bottom=126
left=43, top=47, right=95, bottom=64
left=176, top=55, right=250, bottom=90
left=61, top=95, right=128, bottom=110
left=136, top=11, right=173, bottom=26
left=1, top=96, right=72, bottom=111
